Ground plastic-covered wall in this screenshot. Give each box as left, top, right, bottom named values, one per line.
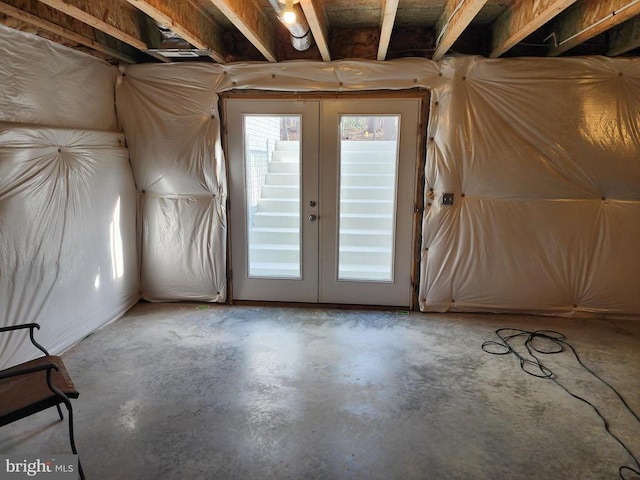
left=0, top=26, right=139, bottom=368
left=118, top=57, right=639, bottom=318
left=115, top=65, right=227, bottom=301
left=422, top=56, right=640, bottom=318
left=0, top=25, right=117, bottom=131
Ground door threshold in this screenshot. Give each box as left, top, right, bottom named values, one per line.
left=230, top=299, right=412, bottom=312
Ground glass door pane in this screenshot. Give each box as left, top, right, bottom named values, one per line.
left=320, top=98, right=420, bottom=306
left=244, top=115, right=301, bottom=278
left=338, top=115, right=399, bottom=281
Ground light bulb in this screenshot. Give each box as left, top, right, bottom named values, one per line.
left=283, top=9, right=296, bottom=24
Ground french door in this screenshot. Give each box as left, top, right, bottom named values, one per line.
left=226, top=97, right=420, bottom=306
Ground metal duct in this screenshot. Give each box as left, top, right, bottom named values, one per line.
left=268, top=0, right=312, bottom=51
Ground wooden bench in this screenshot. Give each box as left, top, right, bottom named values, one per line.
left=0, top=323, right=84, bottom=479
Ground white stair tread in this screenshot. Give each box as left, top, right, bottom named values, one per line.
left=251, top=227, right=299, bottom=233
left=339, top=264, right=391, bottom=273
left=342, top=173, right=394, bottom=177
left=250, top=263, right=300, bottom=275
left=339, top=246, right=392, bottom=253
left=260, top=198, right=299, bottom=202
left=340, top=199, right=394, bottom=205
left=340, top=160, right=396, bottom=165
left=340, top=213, right=393, bottom=219
left=250, top=243, right=300, bottom=251
left=340, top=228, right=392, bottom=235
left=254, top=212, right=299, bottom=217
left=274, top=141, right=299, bottom=151
left=341, top=186, right=393, bottom=190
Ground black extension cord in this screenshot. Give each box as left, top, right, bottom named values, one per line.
left=482, top=328, right=640, bottom=480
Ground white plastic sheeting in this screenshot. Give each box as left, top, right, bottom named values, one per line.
left=422, top=56, right=640, bottom=318
left=0, top=125, right=139, bottom=368
left=118, top=57, right=640, bottom=318
left=0, top=25, right=117, bottom=131
left=0, top=27, right=137, bottom=369
left=116, top=59, right=442, bottom=302
left=115, top=65, right=226, bottom=301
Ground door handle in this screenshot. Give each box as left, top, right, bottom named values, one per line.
left=308, top=214, right=318, bottom=222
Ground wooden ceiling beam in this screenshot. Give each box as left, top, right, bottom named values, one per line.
left=125, top=0, right=225, bottom=62
left=36, top=0, right=148, bottom=50
left=377, top=0, right=399, bottom=61
left=0, top=0, right=137, bottom=62
left=299, top=0, right=330, bottom=61
left=549, top=0, right=640, bottom=56
left=608, top=15, right=640, bottom=56
left=432, top=0, right=488, bottom=61
left=490, top=0, right=578, bottom=58
left=208, top=0, right=277, bottom=62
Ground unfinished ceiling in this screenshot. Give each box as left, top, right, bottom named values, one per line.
left=0, top=0, right=639, bottom=64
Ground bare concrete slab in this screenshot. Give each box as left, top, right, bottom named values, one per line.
left=2, top=303, right=639, bottom=479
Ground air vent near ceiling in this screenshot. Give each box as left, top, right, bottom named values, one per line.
left=147, top=49, right=209, bottom=58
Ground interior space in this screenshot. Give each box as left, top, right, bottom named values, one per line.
left=1, top=0, right=639, bottom=478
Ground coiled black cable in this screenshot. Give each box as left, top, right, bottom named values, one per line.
left=482, top=328, right=640, bottom=479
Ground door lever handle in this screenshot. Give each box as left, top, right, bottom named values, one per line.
left=308, top=214, right=318, bottom=222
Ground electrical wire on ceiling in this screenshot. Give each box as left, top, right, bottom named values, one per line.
left=482, top=328, right=640, bottom=480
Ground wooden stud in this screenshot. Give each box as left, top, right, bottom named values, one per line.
left=0, top=0, right=137, bottom=62
left=37, top=0, right=148, bottom=50
left=490, top=0, right=578, bottom=58
left=608, top=14, right=640, bottom=56
left=377, top=0, right=398, bottom=61
left=208, top=0, right=276, bottom=62
left=549, top=0, right=640, bottom=56
left=432, top=0, right=488, bottom=61
left=299, top=0, right=330, bottom=61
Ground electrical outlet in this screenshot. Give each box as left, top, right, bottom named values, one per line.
left=442, top=193, right=454, bottom=205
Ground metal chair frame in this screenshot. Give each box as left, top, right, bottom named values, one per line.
left=0, top=323, right=85, bottom=479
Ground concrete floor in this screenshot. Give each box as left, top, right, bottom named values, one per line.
left=2, top=303, right=639, bottom=479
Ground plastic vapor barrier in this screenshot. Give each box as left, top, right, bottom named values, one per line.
left=116, top=65, right=227, bottom=301
left=115, top=59, right=440, bottom=303
left=422, top=56, right=640, bottom=318
left=0, top=125, right=139, bottom=368
left=118, top=57, right=639, bottom=318
left=0, top=27, right=138, bottom=368
left=0, top=25, right=117, bottom=131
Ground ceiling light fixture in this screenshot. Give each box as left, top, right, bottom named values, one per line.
left=281, top=0, right=298, bottom=25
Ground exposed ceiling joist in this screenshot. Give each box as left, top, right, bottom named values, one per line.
left=608, top=15, right=640, bottom=56
left=125, top=0, right=225, bottom=62
left=490, top=0, right=578, bottom=58
left=4, top=0, right=640, bottom=63
left=37, top=0, right=146, bottom=50
left=377, top=0, right=399, bottom=61
left=209, top=0, right=277, bottom=62
left=299, top=0, right=330, bottom=61
left=0, top=0, right=137, bottom=62
left=432, top=0, right=488, bottom=61
left=549, top=0, right=640, bottom=56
